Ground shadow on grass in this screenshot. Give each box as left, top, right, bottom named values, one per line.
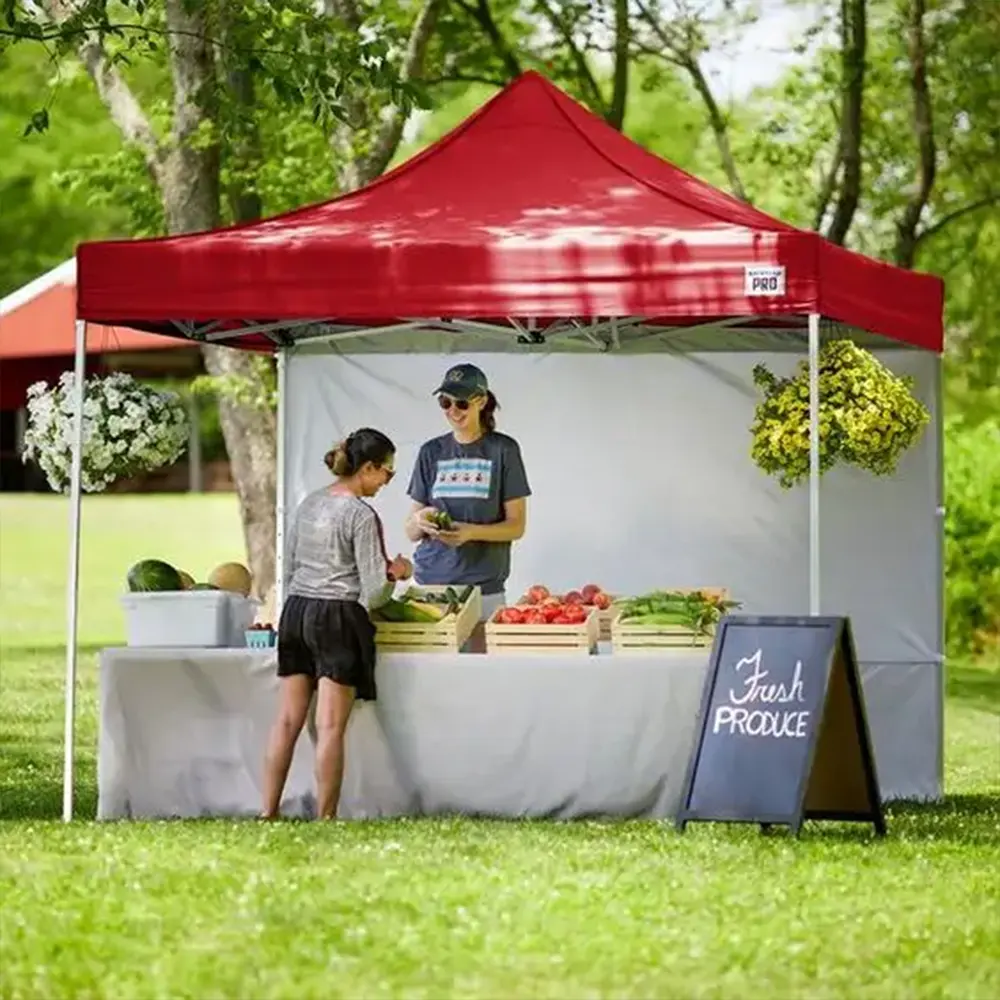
left=0, top=737, right=97, bottom=822
left=881, top=793, right=1000, bottom=845
left=1, top=641, right=111, bottom=659
left=694, top=794, right=1000, bottom=846
left=947, top=660, right=1000, bottom=715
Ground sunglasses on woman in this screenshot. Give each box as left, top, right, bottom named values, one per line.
left=438, top=395, right=472, bottom=411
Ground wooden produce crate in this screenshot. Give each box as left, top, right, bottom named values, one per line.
left=611, top=589, right=731, bottom=653
left=595, top=601, right=619, bottom=643
left=486, top=606, right=600, bottom=655
left=373, top=585, right=482, bottom=653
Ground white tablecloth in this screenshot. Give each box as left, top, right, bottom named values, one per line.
left=97, top=647, right=709, bottom=820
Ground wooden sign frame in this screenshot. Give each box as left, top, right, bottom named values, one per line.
left=676, top=615, right=886, bottom=837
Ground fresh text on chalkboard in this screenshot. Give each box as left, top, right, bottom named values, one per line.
left=712, top=649, right=810, bottom=739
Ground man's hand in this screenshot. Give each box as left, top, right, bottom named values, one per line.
left=433, top=522, right=475, bottom=548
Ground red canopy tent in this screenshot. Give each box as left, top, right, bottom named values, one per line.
left=76, top=70, right=943, bottom=352
left=61, top=70, right=946, bottom=822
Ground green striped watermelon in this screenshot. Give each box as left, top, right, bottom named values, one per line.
left=126, top=559, right=183, bottom=592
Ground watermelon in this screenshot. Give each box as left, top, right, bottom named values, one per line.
left=126, top=559, right=183, bottom=592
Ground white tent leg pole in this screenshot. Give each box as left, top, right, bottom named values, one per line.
left=808, top=313, right=821, bottom=616
left=63, top=319, right=87, bottom=823
left=274, top=348, right=287, bottom=616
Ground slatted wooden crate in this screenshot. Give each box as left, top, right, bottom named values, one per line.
left=486, top=606, right=600, bottom=655
left=611, top=589, right=731, bottom=653
left=595, top=602, right=619, bottom=643
left=373, top=585, right=482, bottom=653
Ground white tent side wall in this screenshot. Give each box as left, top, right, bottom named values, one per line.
left=282, top=345, right=944, bottom=802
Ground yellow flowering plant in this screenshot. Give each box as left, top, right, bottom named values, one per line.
left=750, top=339, right=931, bottom=489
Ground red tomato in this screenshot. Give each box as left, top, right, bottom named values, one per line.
left=564, top=590, right=584, bottom=605
left=524, top=609, right=548, bottom=625
left=581, top=584, right=601, bottom=602
left=526, top=585, right=550, bottom=604
left=496, top=607, right=524, bottom=625
left=592, top=592, right=612, bottom=610
left=542, top=604, right=562, bottom=623
left=553, top=614, right=577, bottom=624
left=563, top=604, right=587, bottom=623
left=541, top=596, right=562, bottom=608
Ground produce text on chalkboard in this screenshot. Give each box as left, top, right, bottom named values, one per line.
left=676, top=615, right=885, bottom=837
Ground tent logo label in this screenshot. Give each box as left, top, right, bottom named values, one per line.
left=744, top=266, right=786, bottom=297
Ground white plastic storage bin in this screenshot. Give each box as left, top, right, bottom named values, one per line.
left=120, top=591, right=258, bottom=648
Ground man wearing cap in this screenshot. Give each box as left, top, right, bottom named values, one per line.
left=404, top=363, right=531, bottom=644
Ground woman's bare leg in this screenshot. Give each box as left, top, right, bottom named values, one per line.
left=314, top=678, right=356, bottom=819
left=261, top=675, right=314, bottom=818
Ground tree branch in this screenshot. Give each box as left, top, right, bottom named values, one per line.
left=534, top=0, right=607, bottom=118
left=893, top=0, right=936, bottom=268
left=455, top=0, right=522, bottom=80
left=330, top=0, right=443, bottom=192
left=914, top=194, right=1000, bottom=249
left=354, top=0, right=443, bottom=185
left=824, top=0, right=866, bottom=246
left=36, top=0, right=163, bottom=183
left=634, top=0, right=748, bottom=201
left=423, top=72, right=507, bottom=87
left=682, top=52, right=748, bottom=202
left=813, top=132, right=844, bottom=231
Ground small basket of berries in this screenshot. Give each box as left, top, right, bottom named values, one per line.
left=245, top=623, right=276, bottom=649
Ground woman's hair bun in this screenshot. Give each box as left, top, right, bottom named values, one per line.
left=324, top=438, right=352, bottom=476
left=323, top=429, right=395, bottom=478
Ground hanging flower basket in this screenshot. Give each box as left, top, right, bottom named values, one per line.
left=22, top=372, right=189, bottom=493
left=750, top=339, right=931, bottom=489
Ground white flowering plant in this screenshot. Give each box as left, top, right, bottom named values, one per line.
left=22, top=372, right=189, bottom=493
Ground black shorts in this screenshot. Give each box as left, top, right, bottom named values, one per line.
left=277, top=595, right=377, bottom=700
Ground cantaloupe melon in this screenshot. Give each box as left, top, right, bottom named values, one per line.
left=208, top=562, right=252, bottom=597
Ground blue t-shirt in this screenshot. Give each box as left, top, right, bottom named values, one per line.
left=407, top=432, right=531, bottom=595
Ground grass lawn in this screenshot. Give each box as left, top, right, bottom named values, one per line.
left=1, top=495, right=998, bottom=1000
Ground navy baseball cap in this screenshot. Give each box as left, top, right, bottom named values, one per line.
left=433, top=363, right=489, bottom=400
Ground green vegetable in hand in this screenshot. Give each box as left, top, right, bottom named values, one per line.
left=427, top=509, right=454, bottom=530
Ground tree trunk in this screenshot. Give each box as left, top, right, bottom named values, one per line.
left=607, top=0, right=630, bottom=131
left=160, top=0, right=276, bottom=602
left=825, top=0, right=867, bottom=246
left=893, top=0, right=936, bottom=268
left=201, top=349, right=277, bottom=602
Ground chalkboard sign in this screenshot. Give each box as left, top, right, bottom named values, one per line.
left=676, top=615, right=885, bottom=836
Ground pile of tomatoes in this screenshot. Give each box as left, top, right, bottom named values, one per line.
left=493, top=583, right=612, bottom=626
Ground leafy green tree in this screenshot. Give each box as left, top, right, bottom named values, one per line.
left=0, top=44, right=125, bottom=295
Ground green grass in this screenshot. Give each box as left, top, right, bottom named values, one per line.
left=1, top=495, right=999, bottom=999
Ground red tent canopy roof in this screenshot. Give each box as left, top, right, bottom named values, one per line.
left=76, top=70, right=944, bottom=351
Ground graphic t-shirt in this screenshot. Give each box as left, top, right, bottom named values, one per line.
left=407, top=432, right=531, bottom=595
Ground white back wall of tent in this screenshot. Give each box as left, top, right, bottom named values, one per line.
left=284, top=345, right=943, bottom=801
